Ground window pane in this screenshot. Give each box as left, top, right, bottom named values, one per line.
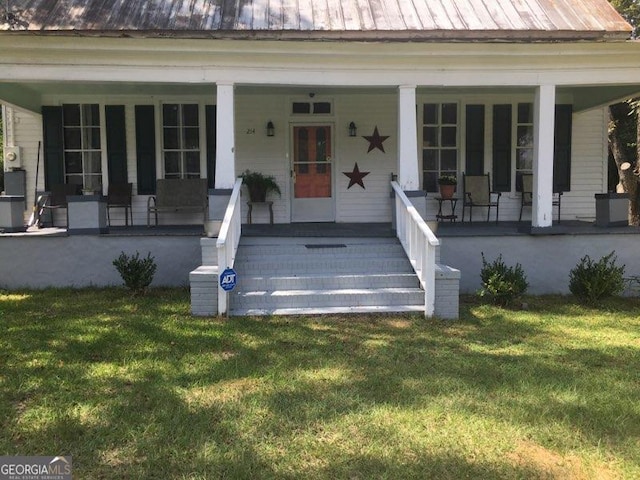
left=85, top=175, right=102, bottom=191
left=517, top=126, right=533, bottom=147
left=424, top=104, right=437, bottom=124
left=423, top=171, right=437, bottom=192
left=83, top=127, right=101, bottom=150
left=164, top=152, right=180, bottom=175
left=83, top=104, right=100, bottom=127
left=64, top=128, right=82, bottom=150
left=441, top=150, right=457, bottom=171
left=185, top=152, right=200, bottom=174
left=441, top=126, right=457, bottom=147
left=164, top=127, right=180, bottom=150
left=182, top=104, right=199, bottom=126
left=183, top=127, right=200, bottom=150
left=163, top=104, right=179, bottom=126
left=423, top=127, right=438, bottom=147
left=313, top=102, right=331, bottom=114
left=422, top=149, right=438, bottom=170
left=65, top=152, right=83, bottom=174
left=517, top=149, right=533, bottom=171
left=292, top=102, right=311, bottom=114
left=518, top=103, right=533, bottom=124
left=84, top=152, right=102, bottom=175
left=63, top=104, right=81, bottom=126
left=442, top=103, right=457, bottom=124
left=66, top=174, right=83, bottom=186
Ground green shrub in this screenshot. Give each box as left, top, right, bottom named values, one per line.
left=113, top=251, right=157, bottom=295
left=478, top=253, right=528, bottom=306
left=569, top=251, right=625, bottom=304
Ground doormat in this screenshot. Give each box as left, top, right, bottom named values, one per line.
left=305, top=244, right=347, bottom=249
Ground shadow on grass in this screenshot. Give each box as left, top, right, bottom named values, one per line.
left=1, top=288, right=639, bottom=478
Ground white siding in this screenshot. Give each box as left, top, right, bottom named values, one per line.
left=7, top=108, right=43, bottom=219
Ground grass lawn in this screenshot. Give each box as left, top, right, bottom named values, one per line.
left=0, top=288, right=639, bottom=479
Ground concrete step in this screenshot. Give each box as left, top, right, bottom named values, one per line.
left=236, top=242, right=406, bottom=257
left=235, top=273, right=420, bottom=291
left=234, top=256, right=413, bottom=275
left=229, top=287, right=424, bottom=310
left=231, top=305, right=426, bottom=316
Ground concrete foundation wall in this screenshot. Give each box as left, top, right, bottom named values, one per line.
left=441, top=234, right=640, bottom=295
left=0, top=235, right=201, bottom=288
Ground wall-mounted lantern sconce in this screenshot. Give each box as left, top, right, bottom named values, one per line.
left=348, top=122, right=357, bottom=137
left=266, top=121, right=275, bottom=137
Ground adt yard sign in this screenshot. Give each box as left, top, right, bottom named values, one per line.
left=220, top=268, right=237, bottom=292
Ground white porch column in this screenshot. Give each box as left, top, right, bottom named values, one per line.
left=397, top=85, right=420, bottom=190
left=397, top=85, right=426, bottom=218
left=215, top=82, right=236, bottom=189
left=209, top=83, right=236, bottom=221
left=532, top=84, right=556, bottom=228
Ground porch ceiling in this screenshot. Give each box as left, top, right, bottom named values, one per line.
left=2, top=81, right=638, bottom=115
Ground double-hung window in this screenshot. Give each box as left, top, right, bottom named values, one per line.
left=422, top=103, right=458, bottom=192
left=516, top=103, right=534, bottom=187
left=62, top=104, right=102, bottom=190
left=162, top=104, right=200, bottom=179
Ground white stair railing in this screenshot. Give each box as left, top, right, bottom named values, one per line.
left=216, top=178, right=244, bottom=315
left=391, top=181, right=440, bottom=317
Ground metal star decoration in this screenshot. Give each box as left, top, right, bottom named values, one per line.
left=362, top=126, right=390, bottom=153
left=343, top=162, right=370, bottom=189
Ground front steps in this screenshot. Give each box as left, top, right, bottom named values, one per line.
left=228, top=237, right=425, bottom=315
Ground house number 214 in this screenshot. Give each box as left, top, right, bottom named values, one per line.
left=246, top=128, right=256, bottom=135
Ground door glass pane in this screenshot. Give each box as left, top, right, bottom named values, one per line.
left=441, top=150, right=457, bottom=171
left=441, top=127, right=457, bottom=147
left=423, top=127, right=438, bottom=147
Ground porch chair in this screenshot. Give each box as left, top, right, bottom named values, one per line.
left=107, top=182, right=133, bottom=226
left=462, top=173, right=501, bottom=223
left=518, top=174, right=563, bottom=223
left=40, top=183, right=81, bottom=227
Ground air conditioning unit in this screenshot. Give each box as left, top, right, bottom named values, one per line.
left=5, top=146, right=22, bottom=169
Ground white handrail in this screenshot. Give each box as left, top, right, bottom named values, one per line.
left=391, top=181, right=439, bottom=317
left=216, top=178, right=244, bottom=315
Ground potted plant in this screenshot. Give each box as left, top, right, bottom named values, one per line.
left=241, top=170, right=281, bottom=203
left=437, top=174, right=457, bottom=199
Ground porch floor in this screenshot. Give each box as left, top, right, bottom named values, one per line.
left=5, top=220, right=640, bottom=238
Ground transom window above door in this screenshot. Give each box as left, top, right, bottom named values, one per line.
left=422, top=103, right=458, bottom=192
left=162, top=103, right=200, bottom=179
left=291, top=101, right=332, bottom=115
left=62, top=103, right=102, bottom=191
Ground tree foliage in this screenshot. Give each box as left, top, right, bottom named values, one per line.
left=609, top=0, right=640, bottom=37
left=608, top=1, right=640, bottom=225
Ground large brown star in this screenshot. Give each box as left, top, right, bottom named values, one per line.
left=343, top=162, right=370, bottom=189
left=362, top=126, right=390, bottom=153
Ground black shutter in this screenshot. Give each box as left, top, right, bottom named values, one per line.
left=135, top=105, right=156, bottom=195
left=465, top=105, right=485, bottom=176
left=553, top=105, right=572, bottom=193
left=205, top=105, right=217, bottom=189
left=42, top=106, right=64, bottom=190
left=105, top=105, right=128, bottom=185
left=492, top=104, right=512, bottom=192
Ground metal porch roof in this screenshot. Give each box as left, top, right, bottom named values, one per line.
left=0, top=0, right=633, bottom=41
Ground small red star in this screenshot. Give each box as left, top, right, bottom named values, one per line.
left=362, top=126, right=390, bottom=153
left=343, top=163, right=370, bottom=189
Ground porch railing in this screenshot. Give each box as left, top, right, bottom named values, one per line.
left=391, top=181, right=440, bottom=317
left=216, top=178, right=244, bottom=315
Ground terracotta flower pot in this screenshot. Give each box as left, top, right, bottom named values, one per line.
left=439, top=184, right=455, bottom=199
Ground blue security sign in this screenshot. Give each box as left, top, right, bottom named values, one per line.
left=219, top=267, right=237, bottom=291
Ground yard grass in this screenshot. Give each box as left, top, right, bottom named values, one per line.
left=1, top=288, right=639, bottom=479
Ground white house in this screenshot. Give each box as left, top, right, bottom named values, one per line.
left=1, top=0, right=639, bottom=317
